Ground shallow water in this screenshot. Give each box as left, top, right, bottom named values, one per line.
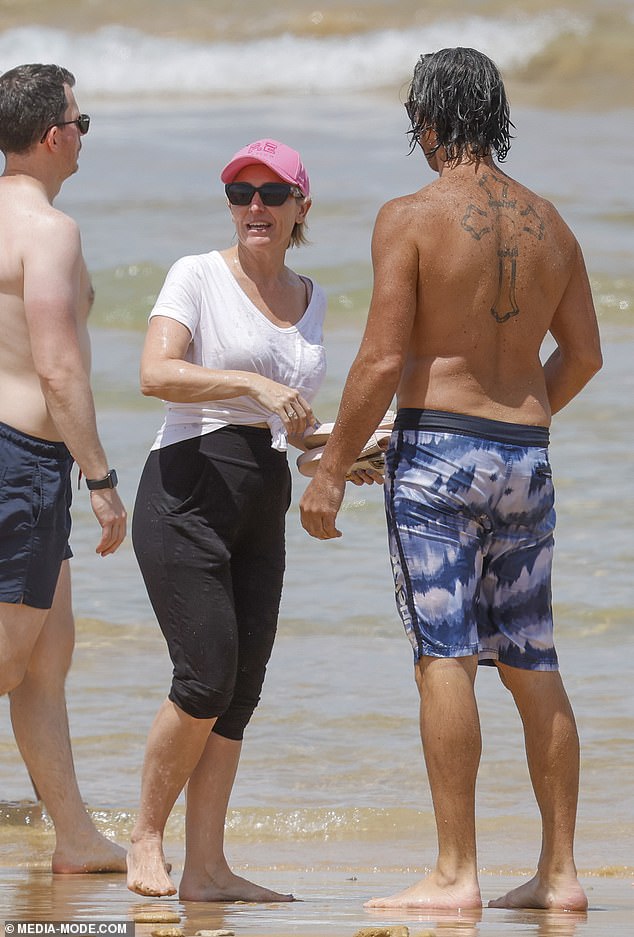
left=1, top=869, right=632, bottom=937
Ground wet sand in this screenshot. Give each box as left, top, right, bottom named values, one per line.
left=1, top=859, right=632, bottom=937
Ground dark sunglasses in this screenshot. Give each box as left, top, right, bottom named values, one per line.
left=40, top=114, right=90, bottom=144
left=225, top=182, right=303, bottom=207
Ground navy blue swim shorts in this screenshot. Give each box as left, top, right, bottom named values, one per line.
left=0, top=420, right=74, bottom=609
left=385, top=409, right=558, bottom=671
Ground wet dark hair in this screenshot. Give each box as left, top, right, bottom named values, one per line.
left=405, top=47, right=514, bottom=162
left=0, top=63, right=75, bottom=155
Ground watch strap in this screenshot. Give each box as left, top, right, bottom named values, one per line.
left=85, top=469, right=118, bottom=490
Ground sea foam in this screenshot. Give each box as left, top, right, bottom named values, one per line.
left=0, top=12, right=588, bottom=98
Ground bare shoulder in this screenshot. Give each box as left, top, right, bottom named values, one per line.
left=378, top=181, right=441, bottom=216
left=29, top=201, right=80, bottom=244
left=374, top=182, right=440, bottom=238
left=1, top=178, right=78, bottom=236
left=514, top=176, right=570, bottom=220
left=0, top=185, right=83, bottom=305
left=17, top=200, right=87, bottom=311
left=23, top=207, right=83, bottom=280
left=501, top=173, right=577, bottom=250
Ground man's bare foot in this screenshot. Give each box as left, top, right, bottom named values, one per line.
left=488, top=872, right=588, bottom=911
left=179, top=867, right=294, bottom=903
left=52, top=832, right=127, bottom=874
left=127, top=838, right=177, bottom=897
left=365, top=872, right=481, bottom=911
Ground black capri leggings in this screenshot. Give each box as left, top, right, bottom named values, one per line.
left=132, top=426, right=291, bottom=739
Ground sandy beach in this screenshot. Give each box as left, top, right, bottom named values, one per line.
left=2, top=822, right=633, bottom=936
left=1, top=858, right=633, bottom=937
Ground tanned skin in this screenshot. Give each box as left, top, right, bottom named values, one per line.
left=0, top=77, right=127, bottom=873
left=300, top=128, right=601, bottom=911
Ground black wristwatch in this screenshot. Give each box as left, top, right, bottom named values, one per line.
left=85, top=469, right=118, bottom=490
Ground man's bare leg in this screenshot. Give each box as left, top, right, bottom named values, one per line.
left=5, top=563, right=126, bottom=872
left=489, top=665, right=587, bottom=911
left=179, top=731, right=294, bottom=902
left=127, top=700, right=215, bottom=897
left=366, top=655, right=482, bottom=910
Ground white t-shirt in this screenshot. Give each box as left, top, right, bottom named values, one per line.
left=148, top=250, right=327, bottom=451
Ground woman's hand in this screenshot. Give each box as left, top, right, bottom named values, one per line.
left=250, top=374, right=315, bottom=435
left=346, top=468, right=384, bottom=486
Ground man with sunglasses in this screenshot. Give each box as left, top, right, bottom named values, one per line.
left=0, top=64, right=127, bottom=872
left=301, top=48, right=602, bottom=912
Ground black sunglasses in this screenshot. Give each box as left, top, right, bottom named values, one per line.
left=40, top=114, right=90, bottom=144
left=225, top=182, right=303, bottom=207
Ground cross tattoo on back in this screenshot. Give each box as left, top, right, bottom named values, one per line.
left=461, top=172, right=545, bottom=323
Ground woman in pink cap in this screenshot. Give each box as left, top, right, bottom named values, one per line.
left=127, top=139, right=348, bottom=902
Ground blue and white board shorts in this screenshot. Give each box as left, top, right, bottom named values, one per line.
left=384, top=409, right=558, bottom=671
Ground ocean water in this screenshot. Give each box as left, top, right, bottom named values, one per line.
left=1, top=2, right=633, bottom=933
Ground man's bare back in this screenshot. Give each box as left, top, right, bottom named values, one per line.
left=371, top=159, right=595, bottom=427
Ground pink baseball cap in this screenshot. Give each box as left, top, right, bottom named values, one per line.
left=221, top=139, right=310, bottom=197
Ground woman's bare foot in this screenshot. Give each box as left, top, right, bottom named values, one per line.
left=488, top=872, right=588, bottom=911
left=127, top=837, right=176, bottom=897
left=365, top=871, right=482, bottom=911
left=52, top=831, right=127, bottom=874
left=179, top=866, right=294, bottom=903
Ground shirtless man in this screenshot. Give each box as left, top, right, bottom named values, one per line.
left=300, top=48, right=601, bottom=911
left=0, top=64, right=127, bottom=872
